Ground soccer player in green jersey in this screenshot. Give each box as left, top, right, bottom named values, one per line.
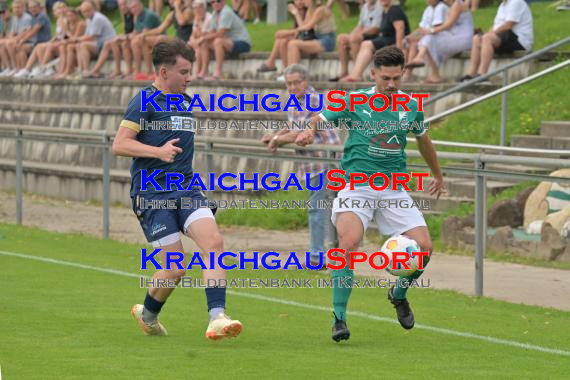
left=296, top=46, right=446, bottom=342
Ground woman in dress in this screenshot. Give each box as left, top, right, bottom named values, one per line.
left=406, top=0, right=472, bottom=83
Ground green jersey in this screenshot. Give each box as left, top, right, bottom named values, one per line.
left=320, top=87, right=426, bottom=187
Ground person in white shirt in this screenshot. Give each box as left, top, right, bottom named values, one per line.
left=402, top=0, right=448, bottom=81
left=330, top=0, right=382, bottom=81
left=460, top=0, right=533, bottom=81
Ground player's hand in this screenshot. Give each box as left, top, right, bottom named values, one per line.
left=428, top=176, right=447, bottom=200
left=295, top=130, right=314, bottom=147
left=158, top=138, right=183, bottom=163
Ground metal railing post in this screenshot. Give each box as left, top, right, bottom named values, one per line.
left=500, top=71, right=508, bottom=146
left=15, top=128, right=23, bottom=225
left=474, top=158, right=487, bottom=296
left=205, top=141, right=214, bottom=195
left=102, top=133, right=111, bottom=239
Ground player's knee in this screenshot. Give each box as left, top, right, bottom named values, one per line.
left=416, top=238, right=432, bottom=254
left=338, top=232, right=361, bottom=252
left=169, top=268, right=187, bottom=280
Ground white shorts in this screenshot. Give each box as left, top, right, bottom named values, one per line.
left=331, top=186, right=427, bottom=236
left=150, top=208, right=215, bottom=247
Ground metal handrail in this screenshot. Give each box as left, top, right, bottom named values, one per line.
left=407, top=59, right=570, bottom=149
left=425, top=35, right=570, bottom=105
left=2, top=124, right=570, bottom=157
left=424, top=60, right=570, bottom=124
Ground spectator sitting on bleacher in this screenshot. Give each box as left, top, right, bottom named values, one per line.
left=9, top=0, right=51, bottom=75
left=84, top=0, right=133, bottom=79
left=256, top=0, right=307, bottom=73
left=137, top=0, right=194, bottom=80
left=407, top=0, right=472, bottom=84
left=188, top=0, right=211, bottom=78
left=50, top=6, right=87, bottom=77
left=330, top=0, right=382, bottom=82
left=195, top=0, right=251, bottom=80
left=13, top=2, right=76, bottom=78
left=0, top=3, right=11, bottom=38
left=460, top=0, right=533, bottom=82
left=340, top=0, right=409, bottom=82
left=0, top=0, right=31, bottom=77
left=402, top=0, right=448, bottom=81
left=285, top=0, right=337, bottom=72
left=57, top=0, right=115, bottom=79
left=126, top=0, right=162, bottom=80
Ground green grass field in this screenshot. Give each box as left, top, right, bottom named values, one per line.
left=1, top=223, right=569, bottom=379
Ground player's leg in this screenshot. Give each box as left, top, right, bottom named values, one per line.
left=130, top=195, right=188, bottom=336
left=330, top=187, right=373, bottom=341
left=131, top=237, right=187, bottom=336
left=183, top=208, right=242, bottom=340
left=375, top=190, right=429, bottom=329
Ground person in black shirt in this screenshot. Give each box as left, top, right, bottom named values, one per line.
left=340, top=0, right=410, bottom=82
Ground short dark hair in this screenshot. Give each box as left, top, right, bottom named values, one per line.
left=373, top=46, right=405, bottom=69
left=152, top=38, right=195, bottom=71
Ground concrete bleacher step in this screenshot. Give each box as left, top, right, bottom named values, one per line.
left=540, top=121, right=570, bottom=138
left=510, top=134, right=570, bottom=153
left=94, top=50, right=539, bottom=83
left=0, top=77, right=496, bottom=119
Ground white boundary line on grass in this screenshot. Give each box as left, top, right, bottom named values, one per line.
left=2, top=250, right=570, bottom=357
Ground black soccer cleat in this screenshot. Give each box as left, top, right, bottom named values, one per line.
left=388, top=286, right=415, bottom=330
left=332, top=314, right=350, bottom=342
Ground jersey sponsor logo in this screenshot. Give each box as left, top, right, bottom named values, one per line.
left=151, top=223, right=167, bottom=236
left=170, top=116, right=196, bottom=132
left=362, top=109, right=372, bottom=118
left=368, top=133, right=402, bottom=157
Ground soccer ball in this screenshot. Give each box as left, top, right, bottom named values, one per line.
left=381, top=235, right=421, bottom=277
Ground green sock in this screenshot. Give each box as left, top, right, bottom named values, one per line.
left=393, top=255, right=430, bottom=300
left=332, top=265, right=354, bottom=321
left=393, top=268, right=424, bottom=300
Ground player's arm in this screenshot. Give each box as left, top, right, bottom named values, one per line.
left=112, top=127, right=182, bottom=163
left=415, top=133, right=446, bottom=199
